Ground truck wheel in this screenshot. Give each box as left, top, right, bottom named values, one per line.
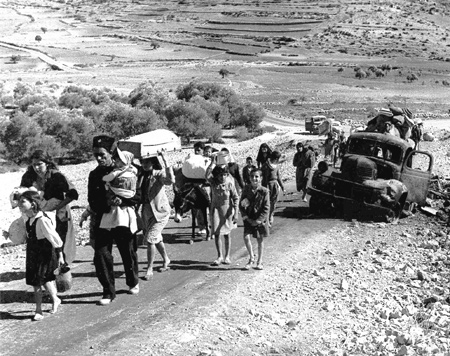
left=384, top=210, right=396, bottom=223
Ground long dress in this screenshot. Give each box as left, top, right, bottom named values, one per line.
left=262, top=161, right=284, bottom=223
left=25, top=212, right=63, bottom=286
left=208, top=176, right=239, bottom=235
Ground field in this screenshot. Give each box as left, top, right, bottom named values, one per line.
left=0, top=0, right=449, bottom=124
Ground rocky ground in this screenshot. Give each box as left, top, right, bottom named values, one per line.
left=1, top=124, right=450, bottom=355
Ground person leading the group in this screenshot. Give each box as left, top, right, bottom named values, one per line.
left=18, top=190, right=64, bottom=321
left=20, top=150, right=78, bottom=264
left=88, top=135, right=139, bottom=306
left=138, top=152, right=174, bottom=281
left=240, top=168, right=270, bottom=271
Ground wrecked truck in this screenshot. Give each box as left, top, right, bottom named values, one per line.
left=308, top=132, right=433, bottom=222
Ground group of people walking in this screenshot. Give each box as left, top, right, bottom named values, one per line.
left=11, top=137, right=292, bottom=321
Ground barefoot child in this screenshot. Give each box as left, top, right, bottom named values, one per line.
left=240, top=169, right=270, bottom=270
left=206, top=162, right=239, bottom=266
left=139, top=152, right=174, bottom=280
left=18, top=190, right=64, bottom=321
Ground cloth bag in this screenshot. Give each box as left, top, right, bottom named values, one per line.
left=182, top=154, right=208, bottom=179
left=55, top=264, right=73, bottom=292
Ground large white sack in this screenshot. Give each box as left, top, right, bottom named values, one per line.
left=182, top=155, right=208, bottom=179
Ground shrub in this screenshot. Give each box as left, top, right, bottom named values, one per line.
left=219, top=68, right=230, bottom=78
left=13, top=82, right=33, bottom=100
left=407, top=73, right=418, bottom=82
left=59, top=92, right=90, bottom=109
left=128, top=81, right=171, bottom=115
left=0, top=112, right=43, bottom=162
left=164, top=100, right=221, bottom=143
left=235, top=126, right=251, bottom=142
left=355, top=70, right=367, bottom=79
left=10, top=55, right=21, bottom=63
left=99, top=102, right=165, bottom=139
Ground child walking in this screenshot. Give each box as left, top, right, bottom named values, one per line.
left=240, top=169, right=270, bottom=270
left=262, top=150, right=285, bottom=227
left=99, top=148, right=138, bottom=232
left=139, top=152, right=174, bottom=280
left=242, top=156, right=257, bottom=186
left=206, top=161, right=239, bottom=266
left=18, top=190, right=65, bottom=321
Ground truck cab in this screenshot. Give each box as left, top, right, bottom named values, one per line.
left=308, top=132, right=434, bottom=221
left=305, top=115, right=326, bottom=134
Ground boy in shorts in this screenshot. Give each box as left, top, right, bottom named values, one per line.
left=239, top=168, right=270, bottom=270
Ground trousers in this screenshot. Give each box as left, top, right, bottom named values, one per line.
left=93, top=226, right=139, bottom=299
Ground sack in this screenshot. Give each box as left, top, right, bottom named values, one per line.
left=55, top=264, right=73, bottom=292
left=8, top=218, right=27, bottom=245
left=182, top=155, right=208, bottom=179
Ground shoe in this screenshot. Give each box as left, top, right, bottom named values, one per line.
left=33, top=313, right=44, bottom=321
left=98, top=298, right=113, bottom=305
left=198, top=229, right=207, bottom=235
left=255, top=263, right=264, bottom=270
left=129, top=284, right=140, bottom=295
left=159, top=266, right=170, bottom=273
left=144, top=271, right=153, bottom=281
left=211, top=258, right=223, bottom=266
left=223, top=257, right=231, bottom=265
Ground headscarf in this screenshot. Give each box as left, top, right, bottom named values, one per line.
left=256, top=143, right=272, bottom=165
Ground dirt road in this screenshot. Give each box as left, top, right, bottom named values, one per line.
left=0, top=183, right=338, bottom=355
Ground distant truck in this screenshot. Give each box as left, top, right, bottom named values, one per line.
left=305, top=115, right=326, bottom=134
left=308, top=132, right=433, bottom=222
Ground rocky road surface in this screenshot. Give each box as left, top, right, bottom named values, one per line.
left=1, top=122, right=449, bottom=356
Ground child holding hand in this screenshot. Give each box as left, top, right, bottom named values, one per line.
left=240, top=169, right=270, bottom=270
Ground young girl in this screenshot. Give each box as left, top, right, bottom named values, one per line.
left=99, top=148, right=138, bottom=233
left=206, top=162, right=239, bottom=266
left=262, top=150, right=285, bottom=227
left=18, top=190, right=64, bottom=321
left=240, top=169, right=270, bottom=270
left=139, top=152, right=174, bottom=280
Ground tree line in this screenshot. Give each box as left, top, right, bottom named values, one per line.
left=0, top=80, right=265, bottom=163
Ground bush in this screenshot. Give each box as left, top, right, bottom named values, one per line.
left=234, top=126, right=251, bottom=142
left=407, top=73, right=418, bottom=82
left=164, top=100, right=221, bottom=143
left=128, top=81, right=171, bottom=114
